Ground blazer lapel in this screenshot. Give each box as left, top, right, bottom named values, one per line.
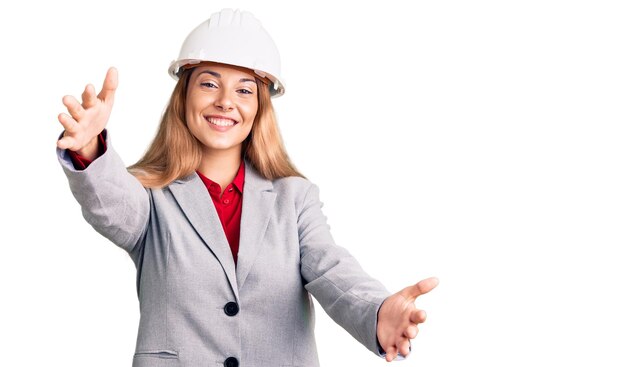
left=236, top=162, right=276, bottom=289
left=169, top=173, right=239, bottom=300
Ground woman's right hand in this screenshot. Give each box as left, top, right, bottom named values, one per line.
left=57, top=67, right=118, bottom=160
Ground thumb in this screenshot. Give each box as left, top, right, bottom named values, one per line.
left=98, top=67, right=118, bottom=102
left=401, top=277, right=439, bottom=300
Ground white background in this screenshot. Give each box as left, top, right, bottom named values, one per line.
left=1, top=0, right=625, bottom=366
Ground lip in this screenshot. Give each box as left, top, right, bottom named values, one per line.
left=204, top=115, right=239, bottom=132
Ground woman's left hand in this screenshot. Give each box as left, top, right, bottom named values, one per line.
left=376, top=277, right=439, bottom=362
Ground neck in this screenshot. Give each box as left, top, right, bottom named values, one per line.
left=197, top=146, right=242, bottom=193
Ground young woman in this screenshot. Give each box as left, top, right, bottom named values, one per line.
left=56, top=9, right=438, bottom=367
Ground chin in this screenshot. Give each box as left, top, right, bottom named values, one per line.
left=202, top=141, right=244, bottom=152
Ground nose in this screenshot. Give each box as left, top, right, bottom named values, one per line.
left=215, top=89, right=234, bottom=111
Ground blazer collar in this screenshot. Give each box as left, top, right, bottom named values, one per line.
left=169, top=172, right=240, bottom=300
left=237, top=161, right=276, bottom=289
left=169, top=160, right=276, bottom=296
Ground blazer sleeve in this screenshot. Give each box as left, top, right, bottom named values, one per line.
left=298, top=182, right=390, bottom=356
left=57, top=131, right=150, bottom=254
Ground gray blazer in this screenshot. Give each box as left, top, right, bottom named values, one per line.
left=58, top=134, right=390, bottom=367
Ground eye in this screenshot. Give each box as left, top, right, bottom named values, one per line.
left=238, top=89, right=253, bottom=95
left=200, top=82, right=217, bottom=88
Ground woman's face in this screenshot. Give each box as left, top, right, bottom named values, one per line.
left=185, top=62, right=259, bottom=156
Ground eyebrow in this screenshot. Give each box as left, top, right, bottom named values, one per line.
left=199, top=70, right=256, bottom=84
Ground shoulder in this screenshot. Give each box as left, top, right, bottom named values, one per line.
left=271, top=176, right=325, bottom=213
left=244, top=163, right=322, bottom=206
left=272, top=175, right=312, bottom=192
left=273, top=175, right=322, bottom=199
left=245, top=161, right=315, bottom=195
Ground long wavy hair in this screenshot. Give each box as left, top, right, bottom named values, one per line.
left=128, top=67, right=303, bottom=188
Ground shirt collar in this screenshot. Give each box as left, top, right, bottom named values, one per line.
left=232, top=159, right=245, bottom=193
left=196, top=160, right=246, bottom=194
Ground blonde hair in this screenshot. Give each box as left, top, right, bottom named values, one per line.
left=128, top=68, right=303, bottom=188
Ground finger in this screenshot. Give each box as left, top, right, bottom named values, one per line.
left=404, top=325, right=418, bottom=339
left=410, top=309, right=427, bottom=324
left=385, top=346, right=397, bottom=362
left=399, top=339, right=411, bottom=357
left=401, top=276, right=439, bottom=300
left=62, top=95, right=85, bottom=121
left=97, top=67, right=118, bottom=103
left=81, top=84, right=97, bottom=109
left=58, top=112, right=78, bottom=132
left=57, top=134, right=77, bottom=150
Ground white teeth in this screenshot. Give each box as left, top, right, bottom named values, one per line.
left=206, top=117, right=236, bottom=127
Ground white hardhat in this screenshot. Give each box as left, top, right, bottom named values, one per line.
left=169, top=9, right=285, bottom=98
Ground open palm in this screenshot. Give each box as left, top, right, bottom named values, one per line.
left=377, top=277, right=439, bottom=362
left=57, top=67, right=118, bottom=159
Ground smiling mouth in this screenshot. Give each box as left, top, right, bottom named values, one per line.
left=205, top=116, right=238, bottom=127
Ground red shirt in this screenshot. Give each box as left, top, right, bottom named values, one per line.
left=67, top=132, right=107, bottom=170
left=68, top=134, right=244, bottom=265
left=196, top=163, right=245, bottom=265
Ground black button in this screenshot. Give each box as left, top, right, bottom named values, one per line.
left=224, top=302, right=239, bottom=316
left=224, top=356, right=239, bottom=367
